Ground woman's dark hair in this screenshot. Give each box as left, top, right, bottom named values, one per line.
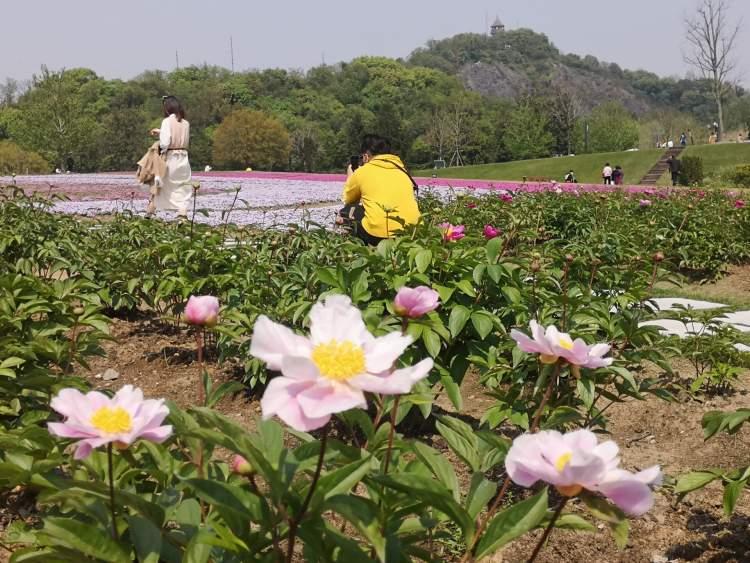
left=360, top=134, right=392, bottom=156
left=162, top=96, right=185, bottom=121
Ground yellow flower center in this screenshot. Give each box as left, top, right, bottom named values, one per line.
left=558, top=337, right=574, bottom=350
left=311, top=340, right=366, bottom=381
left=555, top=452, right=572, bottom=472
left=445, top=227, right=454, bottom=238
left=90, top=407, right=133, bottom=434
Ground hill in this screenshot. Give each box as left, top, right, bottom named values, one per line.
left=408, top=30, right=720, bottom=121
left=416, top=144, right=750, bottom=185
left=416, top=149, right=664, bottom=184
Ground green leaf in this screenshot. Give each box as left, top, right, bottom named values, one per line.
left=414, top=249, right=433, bottom=273
left=455, top=280, right=477, bottom=297
left=183, top=479, right=263, bottom=521
left=436, top=416, right=480, bottom=472
left=421, top=327, right=441, bottom=358
left=128, top=516, right=161, bottom=563
left=440, top=375, right=463, bottom=411
left=674, top=471, right=721, bottom=494
left=325, top=495, right=386, bottom=562
left=610, top=518, right=629, bottom=549
left=486, top=237, right=503, bottom=263
left=448, top=305, right=471, bottom=339
left=413, top=442, right=460, bottom=501
left=465, top=473, right=497, bottom=519
left=723, top=479, right=745, bottom=516
left=576, top=378, right=595, bottom=409
left=310, top=456, right=372, bottom=510
left=553, top=514, right=597, bottom=532
left=373, top=474, right=474, bottom=540
left=40, top=517, right=129, bottom=563
left=501, top=286, right=521, bottom=305
left=474, top=488, right=549, bottom=559
left=470, top=311, right=494, bottom=340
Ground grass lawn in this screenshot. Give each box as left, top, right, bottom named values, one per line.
left=415, top=149, right=664, bottom=184
left=416, top=144, right=750, bottom=185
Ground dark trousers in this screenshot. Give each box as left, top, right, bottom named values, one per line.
left=671, top=172, right=680, bottom=186
left=604, top=176, right=612, bottom=185
left=338, top=204, right=385, bottom=246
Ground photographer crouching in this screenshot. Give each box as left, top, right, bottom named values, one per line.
left=337, top=135, right=421, bottom=246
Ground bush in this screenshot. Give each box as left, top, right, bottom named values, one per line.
left=0, top=140, right=49, bottom=174
left=679, top=155, right=704, bottom=186
left=212, top=109, right=290, bottom=170
left=720, top=164, right=750, bottom=188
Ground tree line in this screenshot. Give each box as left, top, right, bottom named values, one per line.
left=0, top=27, right=747, bottom=174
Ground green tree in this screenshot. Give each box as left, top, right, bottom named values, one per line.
left=504, top=96, right=553, bottom=161
left=587, top=102, right=640, bottom=153
left=212, top=109, right=290, bottom=170
left=11, top=67, right=100, bottom=171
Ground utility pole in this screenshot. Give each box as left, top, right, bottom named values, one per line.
left=175, top=51, right=180, bottom=69
left=230, top=36, right=235, bottom=72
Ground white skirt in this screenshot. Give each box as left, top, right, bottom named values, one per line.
left=154, top=151, right=192, bottom=213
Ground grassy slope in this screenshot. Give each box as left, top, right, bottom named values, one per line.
left=415, top=149, right=664, bottom=184
left=416, top=144, right=750, bottom=185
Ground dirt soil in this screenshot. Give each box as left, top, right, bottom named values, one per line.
left=3, top=273, right=750, bottom=562
left=73, top=314, right=750, bottom=563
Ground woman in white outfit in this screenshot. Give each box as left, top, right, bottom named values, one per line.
left=149, top=96, right=192, bottom=217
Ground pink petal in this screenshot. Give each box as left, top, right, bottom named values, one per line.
left=48, top=422, right=96, bottom=439
left=137, top=425, right=173, bottom=444
left=260, top=377, right=330, bottom=432
left=562, top=429, right=599, bottom=451
left=364, top=332, right=413, bottom=373
left=296, top=381, right=367, bottom=418
left=634, top=465, right=662, bottom=486
left=250, top=316, right=312, bottom=371
left=596, top=478, right=655, bottom=516
left=308, top=295, right=370, bottom=345
left=510, top=330, right=548, bottom=354
left=280, top=356, right=322, bottom=381
left=350, top=358, right=433, bottom=394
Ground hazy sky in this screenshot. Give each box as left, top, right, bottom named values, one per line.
left=1, top=0, right=748, bottom=84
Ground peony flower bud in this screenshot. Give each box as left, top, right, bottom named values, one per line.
left=185, top=296, right=220, bottom=327
left=653, top=252, right=665, bottom=263
left=394, top=286, right=440, bottom=318
left=231, top=455, right=255, bottom=476
left=483, top=225, right=501, bottom=239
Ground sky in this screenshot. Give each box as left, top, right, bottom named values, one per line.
left=1, top=0, right=748, bottom=85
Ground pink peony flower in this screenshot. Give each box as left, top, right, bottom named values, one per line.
left=510, top=320, right=612, bottom=369
left=439, top=223, right=465, bottom=241
left=394, top=286, right=440, bottom=318
left=250, top=295, right=433, bottom=431
left=48, top=385, right=172, bottom=460
left=231, top=454, right=254, bottom=475
left=466, top=202, right=477, bottom=209
left=505, top=429, right=661, bottom=516
left=483, top=225, right=501, bottom=239
left=639, top=199, right=652, bottom=207
left=735, top=200, right=746, bottom=209
left=499, top=193, right=514, bottom=203
left=185, top=295, right=219, bottom=327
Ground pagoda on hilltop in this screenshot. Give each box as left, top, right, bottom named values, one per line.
left=490, top=15, right=505, bottom=36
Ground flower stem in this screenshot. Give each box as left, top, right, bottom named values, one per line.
left=286, top=427, right=328, bottom=563
left=530, top=362, right=561, bottom=432
left=195, top=329, right=205, bottom=406
left=107, top=443, right=119, bottom=541
left=527, top=498, right=568, bottom=563
left=382, top=396, right=401, bottom=475
left=460, top=475, right=512, bottom=562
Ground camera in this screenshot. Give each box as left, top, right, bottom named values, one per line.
left=350, top=155, right=363, bottom=172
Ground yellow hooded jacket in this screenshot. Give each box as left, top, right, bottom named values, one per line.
left=342, top=155, right=421, bottom=239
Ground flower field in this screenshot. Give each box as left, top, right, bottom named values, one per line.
left=0, top=179, right=749, bottom=562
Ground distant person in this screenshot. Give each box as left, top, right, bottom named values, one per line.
left=679, top=132, right=687, bottom=146
left=602, top=162, right=613, bottom=185
left=687, top=129, right=694, bottom=145
left=149, top=95, right=191, bottom=218
left=564, top=169, right=577, bottom=183
left=339, top=134, right=421, bottom=245
left=708, top=133, right=717, bottom=144
left=667, top=155, right=681, bottom=186
left=738, top=132, right=744, bottom=143
left=667, top=139, right=674, bottom=149
left=612, top=165, right=624, bottom=185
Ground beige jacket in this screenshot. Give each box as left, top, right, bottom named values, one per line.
left=136, top=141, right=167, bottom=192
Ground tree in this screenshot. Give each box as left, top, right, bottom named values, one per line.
left=684, top=0, right=740, bottom=141
left=424, top=109, right=451, bottom=162
left=212, top=109, right=290, bottom=170
left=547, top=85, right=582, bottom=155
left=504, top=96, right=553, bottom=161
left=11, top=67, right=100, bottom=171
left=587, top=102, right=640, bottom=153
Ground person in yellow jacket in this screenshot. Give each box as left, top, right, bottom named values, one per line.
left=341, top=135, right=421, bottom=245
